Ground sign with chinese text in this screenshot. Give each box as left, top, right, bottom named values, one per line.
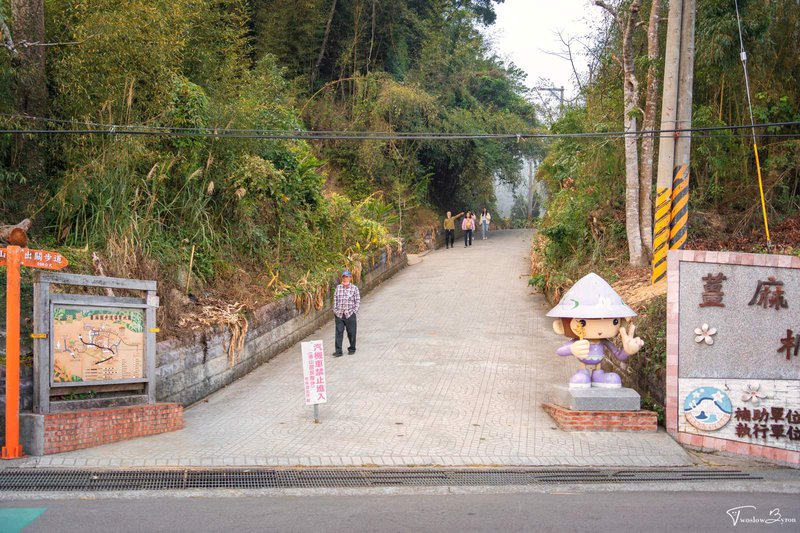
left=21, top=248, right=68, bottom=270
left=667, top=250, right=800, bottom=465
left=0, top=247, right=69, bottom=270
left=301, top=340, right=327, bottom=405
left=52, top=305, right=145, bottom=384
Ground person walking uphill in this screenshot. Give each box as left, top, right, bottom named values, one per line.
left=480, top=208, right=491, bottom=240
left=462, top=211, right=475, bottom=247
left=332, top=270, right=360, bottom=357
left=443, top=211, right=464, bottom=249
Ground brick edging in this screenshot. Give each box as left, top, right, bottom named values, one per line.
left=543, top=403, right=658, bottom=432
left=41, top=403, right=183, bottom=455
left=676, top=432, right=800, bottom=466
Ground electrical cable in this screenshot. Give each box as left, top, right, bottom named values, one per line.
left=0, top=113, right=798, bottom=141
left=0, top=123, right=798, bottom=141
left=735, top=0, right=771, bottom=247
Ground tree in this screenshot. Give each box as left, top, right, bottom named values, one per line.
left=595, top=0, right=662, bottom=266
left=7, top=0, right=47, bottom=179
left=638, top=0, right=662, bottom=258
left=595, top=0, right=646, bottom=265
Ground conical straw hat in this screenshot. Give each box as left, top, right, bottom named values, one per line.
left=546, top=272, right=637, bottom=318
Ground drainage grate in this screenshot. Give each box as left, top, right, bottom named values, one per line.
left=0, top=468, right=759, bottom=492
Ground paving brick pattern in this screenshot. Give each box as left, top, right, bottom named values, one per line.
left=20, top=230, right=692, bottom=468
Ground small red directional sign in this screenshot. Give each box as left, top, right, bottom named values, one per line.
left=19, top=248, right=69, bottom=270
left=0, top=247, right=69, bottom=270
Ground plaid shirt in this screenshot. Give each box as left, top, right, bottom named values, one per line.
left=333, top=283, right=360, bottom=318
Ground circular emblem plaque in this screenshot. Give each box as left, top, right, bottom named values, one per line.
left=683, top=387, right=732, bottom=431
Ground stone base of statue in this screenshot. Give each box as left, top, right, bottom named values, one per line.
left=543, top=386, right=657, bottom=432
left=550, top=385, right=641, bottom=411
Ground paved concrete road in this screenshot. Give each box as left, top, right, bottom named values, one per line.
left=20, top=229, right=692, bottom=468
left=3, top=492, right=799, bottom=532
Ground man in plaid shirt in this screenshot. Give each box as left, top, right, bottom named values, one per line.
left=332, top=269, right=360, bottom=357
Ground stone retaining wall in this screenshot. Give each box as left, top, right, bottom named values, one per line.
left=155, top=250, right=407, bottom=406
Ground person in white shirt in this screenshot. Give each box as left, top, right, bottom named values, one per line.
left=480, top=208, right=492, bottom=240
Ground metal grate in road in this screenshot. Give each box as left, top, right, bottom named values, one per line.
left=0, top=468, right=759, bottom=492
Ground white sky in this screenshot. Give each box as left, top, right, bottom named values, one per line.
left=485, top=0, right=606, bottom=104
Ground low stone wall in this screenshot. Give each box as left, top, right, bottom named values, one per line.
left=155, top=250, right=407, bottom=406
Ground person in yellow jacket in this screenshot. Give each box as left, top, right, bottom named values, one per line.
left=442, top=211, right=464, bottom=249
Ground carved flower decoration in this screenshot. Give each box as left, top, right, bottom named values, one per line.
left=741, top=382, right=769, bottom=405
left=694, top=323, right=717, bottom=345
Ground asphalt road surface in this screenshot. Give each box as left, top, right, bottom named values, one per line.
left=2, top=491, right=799, bottom=532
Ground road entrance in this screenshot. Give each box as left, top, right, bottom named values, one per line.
left=20, top=230, right=691, bottom=468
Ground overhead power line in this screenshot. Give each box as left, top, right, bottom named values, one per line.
left=0, top=114, right=798, bottom=141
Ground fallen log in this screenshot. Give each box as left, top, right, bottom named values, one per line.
left=0, top=218, right=32, bottom=246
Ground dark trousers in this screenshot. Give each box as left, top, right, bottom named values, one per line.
left=335, top=313, right=357, bottom=353
left=464, top=229, right=473, bottom=246
left=445, top=229, right=455, bottom=248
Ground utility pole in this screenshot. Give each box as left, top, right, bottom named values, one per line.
left=670, top=0, right=696, bottom=251
left=651, top=0, right=695, bottom=284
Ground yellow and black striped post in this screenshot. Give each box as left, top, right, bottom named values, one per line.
left=651, top=187, right=672, bottom=284
left=669, top=164, right=689, bottom=249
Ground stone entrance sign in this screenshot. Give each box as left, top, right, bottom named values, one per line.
left=666, top=250, right=800, bottom=466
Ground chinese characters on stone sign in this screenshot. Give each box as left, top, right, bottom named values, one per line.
left=778, top=330, right=800, bottom=361
left=700, top=273, right=727, bottom=307
left=700, top=272, right=789, bottom=310
left=700, top=274, right=791, bottom=310
left=699, top=273, right=796, bottom=362
left=734, top=406, right=800, bottom=441
left=748, top=276, right=789, bottom=310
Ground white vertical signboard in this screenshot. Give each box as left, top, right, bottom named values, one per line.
left=301, top=340, right=327, bottom=421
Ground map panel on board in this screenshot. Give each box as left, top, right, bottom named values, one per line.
left=52, top=305, right=145, bottom=384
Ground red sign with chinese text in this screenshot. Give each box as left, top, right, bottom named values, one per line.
left=301, top=340, right=327, bottom=405
left=1, top=247, right=69, bottom=270
left=19, top=248, right=69, bottom=270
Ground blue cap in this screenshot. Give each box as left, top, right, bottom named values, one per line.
left=342, top=270, right=352, bottom=277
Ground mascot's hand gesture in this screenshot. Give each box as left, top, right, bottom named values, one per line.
left=570, top=339, right=590, bottom=358
left=619, top=324, right=644, bottom=355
